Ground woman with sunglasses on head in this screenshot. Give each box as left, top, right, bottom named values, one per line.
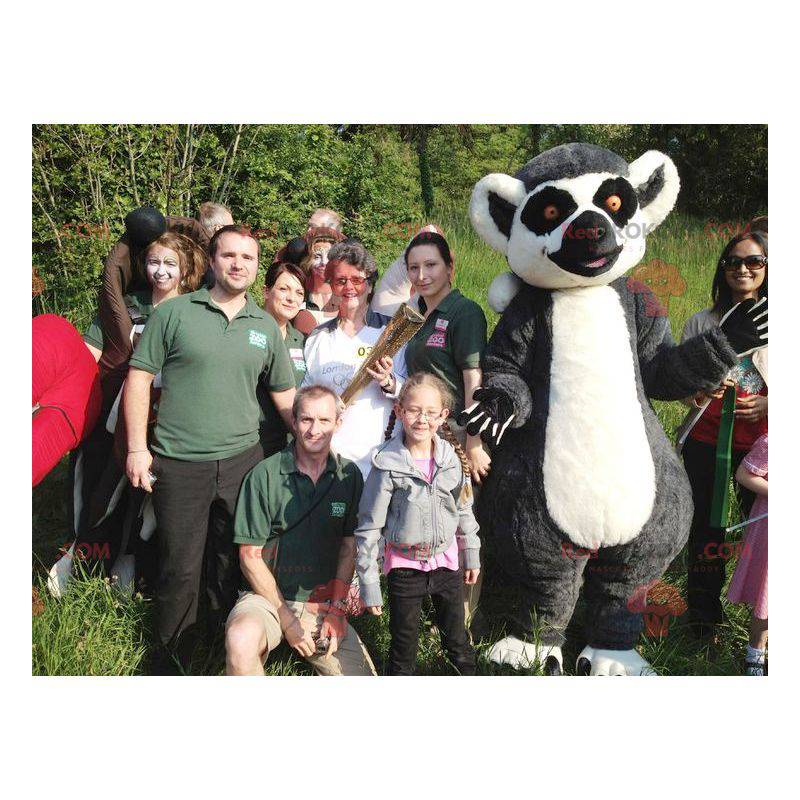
left=302, top=240, right=406, bottom=479
left=680, top=229, right=768, bottom=640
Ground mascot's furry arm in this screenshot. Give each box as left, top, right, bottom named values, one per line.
left=627, top=279, right=739, bottom=400
left=479, top=286, right=539, bottom=429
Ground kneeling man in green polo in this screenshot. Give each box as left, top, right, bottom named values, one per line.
left=225, top=384, right=377, bottom=676
left=124, top=226, right=296, bottom=671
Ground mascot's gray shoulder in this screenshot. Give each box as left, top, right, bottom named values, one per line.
left=611, top=275, right=670, bottom=326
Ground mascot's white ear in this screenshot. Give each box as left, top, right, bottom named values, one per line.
left=469, top=173, right=527, bottom=255
left=488, top=271, right=523, bottom=314
left=629, top=150, right=680, bottom=230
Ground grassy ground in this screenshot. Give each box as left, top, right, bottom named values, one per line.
left=32, top=209, right=756, bottom=676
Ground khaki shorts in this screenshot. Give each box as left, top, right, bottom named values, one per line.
left=226, top=592, right=377, bottom=676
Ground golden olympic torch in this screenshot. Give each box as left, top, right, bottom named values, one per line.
left=340, top=303, right=425, bottom=406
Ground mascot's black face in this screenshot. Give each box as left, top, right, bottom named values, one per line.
left=470, top=143, right=680, bottom=304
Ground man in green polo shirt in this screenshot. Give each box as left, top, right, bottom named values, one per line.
left=124, top=225, right=296, bottom=671
left=225, top=385, right=377, bottom=676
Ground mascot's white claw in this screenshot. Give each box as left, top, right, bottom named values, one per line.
left=576, top=646, right=656, bottom=676
left=46, top=542, right=75, bottom=599
left=488, top=636, right=564, bottom=674
left=487, top=271, right=523, bottom=314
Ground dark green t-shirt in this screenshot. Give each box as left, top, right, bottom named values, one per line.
left=129, top=287, right=295, bottom=462
left=258, top=322, right=307, bottom=457
left=83, top=289, right=155, bottom=350
left=233, top=446, right=363, bottom=602
left=403, top=289, right=487, bottom=415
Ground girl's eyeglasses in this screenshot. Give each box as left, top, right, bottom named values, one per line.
left=403, top=408, right=444, bottom=422
left=721, top=255, right=767, bottom=271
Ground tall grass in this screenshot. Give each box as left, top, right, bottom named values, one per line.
left=32, top=208, right=757, bottom=675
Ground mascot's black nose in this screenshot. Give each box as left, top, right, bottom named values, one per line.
left=550, top=210, right=621, bottom=278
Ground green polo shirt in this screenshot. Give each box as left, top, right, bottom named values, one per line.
left=258, top=321, right=307, bottom=457
left=403, top=288, right=487, bottom=415
left=83, top=289, right=155, bottom=350
left=233, top=446, right=363, bottom=602
left=129, top=286, right=295, bottom=462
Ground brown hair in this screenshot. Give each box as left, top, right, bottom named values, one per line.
left=384, top=372, right=472, bottom=502
left=263, top=261, right=307, bottom=308
left=208, top=224, right=261, bottom=259
left=264, top=261, right=307, bottom=293
left=142, top=231, right=207, bottom=294
left=292, top=384, right=345, bottom=421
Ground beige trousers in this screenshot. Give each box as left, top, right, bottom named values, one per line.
left=227, top=592, right=377, bottom=676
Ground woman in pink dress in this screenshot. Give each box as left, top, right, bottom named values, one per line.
left=727, top=433, right=768, bottom=675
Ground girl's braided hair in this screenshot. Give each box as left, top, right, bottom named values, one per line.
left=384, top=372, right=472, bottom=502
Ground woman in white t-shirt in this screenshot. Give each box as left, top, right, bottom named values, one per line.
left=302, top=240, right=406, bottom=479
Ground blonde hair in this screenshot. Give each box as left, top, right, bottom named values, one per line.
left=309, top=208, right=343, bottom=232
left=385, top=373, right=472, bottom=502
left=198, top=202, right=233, bottom=236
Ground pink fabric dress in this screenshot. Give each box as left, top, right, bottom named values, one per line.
left=727, top=434, right=768, bottom=619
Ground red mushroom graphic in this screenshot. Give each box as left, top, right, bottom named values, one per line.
left=627, top=579, right=688, bottom=637
left=305, top=578, right=366, bottom=644
left=629, top=259, right=687, bottom=316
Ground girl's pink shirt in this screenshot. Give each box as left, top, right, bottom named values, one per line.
left=382, top=455, right=460, bottom=574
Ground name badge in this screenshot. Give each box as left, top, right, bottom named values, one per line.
left=248, top=329, right=268, bottom=350
left=330, top=502, right=346, bottom=518
left=426, top=332, right=446, bottom=349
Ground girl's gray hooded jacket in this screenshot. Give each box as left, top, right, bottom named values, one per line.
left=354, top=434, right=481, bottom=608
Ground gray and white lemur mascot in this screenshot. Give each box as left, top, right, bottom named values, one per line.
left=458, top=143, right=768, bottom=675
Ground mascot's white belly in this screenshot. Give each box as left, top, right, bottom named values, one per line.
left=543, top=286, right=656, bottom=548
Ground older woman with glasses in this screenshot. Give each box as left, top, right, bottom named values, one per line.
left=302, top=240, right=406, bottom=479
left=679, top=229, right=768, bottom=640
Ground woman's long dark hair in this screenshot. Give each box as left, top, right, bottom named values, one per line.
left=404, top=230, right=453, bottom=268
left=711, top=231, right=768, bottom=315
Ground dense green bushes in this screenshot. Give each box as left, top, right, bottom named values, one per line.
left=32, top=124, right=766, bottom=331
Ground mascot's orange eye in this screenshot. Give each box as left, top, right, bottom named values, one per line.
left=543, top=204, right=560, bottom=220
left=605, top=194, right=622, bottom=213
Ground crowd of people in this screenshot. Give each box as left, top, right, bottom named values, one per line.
left=34, top=202, right=768, bottom=676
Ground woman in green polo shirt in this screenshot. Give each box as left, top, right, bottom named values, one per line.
left=402, top=230, right=491, bottom=485
left=258, top=261, right=309, bottom=457
left=49, top=232, right=206, bottom=597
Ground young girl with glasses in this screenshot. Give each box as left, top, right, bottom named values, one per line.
left=679, top=230, right=768, bottom=640
left=354, top=372, right=481, bottom=675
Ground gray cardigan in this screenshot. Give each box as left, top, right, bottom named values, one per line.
left=354, top=434, right=481, bottom=607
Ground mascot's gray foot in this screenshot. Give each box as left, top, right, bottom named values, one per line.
left=46, top=542, right=75, bottom=599
left=110, top=554, right=135, bottom=596
left=488, top=636, right=563, bottom=674
left=576, top=645, right=656, bottom=676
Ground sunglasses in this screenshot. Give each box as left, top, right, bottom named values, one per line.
left=721, top=255, right=767, bottom=271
